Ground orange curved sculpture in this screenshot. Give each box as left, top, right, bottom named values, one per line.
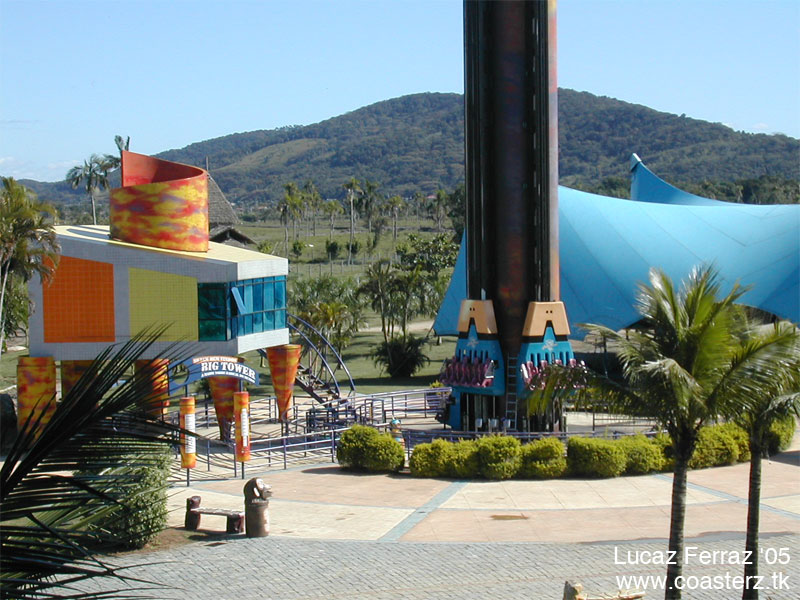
left=110, top=151, right=209, bottom=252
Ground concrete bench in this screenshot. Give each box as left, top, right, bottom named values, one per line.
left=185, top=496, right=244, bottom=534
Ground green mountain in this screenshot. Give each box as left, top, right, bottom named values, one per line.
left=20, top=90, right=800, bottom=209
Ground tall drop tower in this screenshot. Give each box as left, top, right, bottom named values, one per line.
left=439, top=0, right=575, bottom=431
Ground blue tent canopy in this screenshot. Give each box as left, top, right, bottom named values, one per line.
left=433, top=156, right=799, bottom=336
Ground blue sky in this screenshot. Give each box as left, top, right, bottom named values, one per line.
left=1, top=0, right=798, bottom=182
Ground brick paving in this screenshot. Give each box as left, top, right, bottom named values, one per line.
left=84, top=534, right=800, bottom=599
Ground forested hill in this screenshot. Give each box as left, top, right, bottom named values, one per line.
left=22, top=90, right=800, bottom=207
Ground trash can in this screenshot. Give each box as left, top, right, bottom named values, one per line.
left=243, top=478, right=272, bottom=538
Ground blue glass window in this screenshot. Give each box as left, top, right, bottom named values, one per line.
left=198, top=275, right=288, bottom=341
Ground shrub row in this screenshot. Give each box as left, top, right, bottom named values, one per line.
left=404, top=419, right=795, bottom=481
left=336, top=418, right=795, bottom=480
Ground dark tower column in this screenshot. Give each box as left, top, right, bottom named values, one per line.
left=464, top=0, right=558, bottom=360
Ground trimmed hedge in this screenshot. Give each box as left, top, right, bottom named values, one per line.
left=448, top=440, right=480, bottom=478
left=716, top=422, right=750, bottom=462
left=336, top=425, right=404, bottom=472
left=78, top=443, right=171, bottom=550
left=409, top=439, right=453, bottom=478
left=617, top=435, right=665, bottom=475
left=567, top=437, right=626, bottom=478
left=689, top=426, right=740, bottom=469
left=402, top=419, right=792, bottom=481
left=766, top=415, right=796, bottom=455
left=476, top=436, right=521, bottom=480
left=518, top=437, right=567, bottom=479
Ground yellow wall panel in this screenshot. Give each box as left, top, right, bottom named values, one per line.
left=129, top=268, right=198, bottom=341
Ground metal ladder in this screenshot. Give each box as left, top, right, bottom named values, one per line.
left=504, top=356, right=518, bottom=431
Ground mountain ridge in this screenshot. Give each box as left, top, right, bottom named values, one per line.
left=15, top=90, right=799, bottom=208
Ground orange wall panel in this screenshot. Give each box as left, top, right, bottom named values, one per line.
left=42, top=256, right=115, bottom=343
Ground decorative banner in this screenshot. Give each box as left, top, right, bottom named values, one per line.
left=134, top=359, right=170, bottom=418
left=266, top=344, right=301, bottom=422
left=180, top=396, right=197, bottom=469
left=16, top=356, right=57, bottom=438
left=60, top=359, right=93, bottom=399
left=168, top=355, right=259, bottom=394
left=109, top=151, right=209, bottom=252
left=234, top=391, right=251, bottom=462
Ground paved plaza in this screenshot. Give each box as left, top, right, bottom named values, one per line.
left=86, top=436, right=800, bottom=600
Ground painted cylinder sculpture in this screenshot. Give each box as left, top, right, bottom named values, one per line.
left=134, top=359, right=170, bottom=418
left=234, top=391, right=251, bottom=462
left=17, top=356, right=57, bottom=437
left=110, top=150, right=209, bottom=252
left=60, top=359, right=93, bottom=399
left=180, top=396, right=197, bottom=469
left=208, top=375, right=238, bottom=441
left=266, top=344, right=301, bottom=422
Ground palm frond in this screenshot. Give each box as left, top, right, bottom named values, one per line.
left=1, top=329, right=193, bottom=598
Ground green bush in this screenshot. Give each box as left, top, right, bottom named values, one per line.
left=689, top=426, right=739, bottom=469
left=717, top=423, right=750, bottom=462
left=518, top=437, right=567, bottom=479
left=78, top=443, right=171, bottom=550
left=337, top=425, right=403, bottom=472
left=409, top=439, right=453, bottom=477
left=325, top=239, right=340, bottom=260
left=651, top=433, right=675, bottom=471
left=617, top=435, right=664, bottom=475
left=476, top=436, right=521, bottom=480
left=361, top=434, right=405, bottom=472
left=766, top=415, right=796, bottom=455
left=447, top=440, right=480, bottom=478
left=372, top=335, right=430, bottom=378
left=567, top=437, right=626, bottom=478
left=337, top=425, right=381, bottom=469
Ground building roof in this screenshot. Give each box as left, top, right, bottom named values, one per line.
left=208, top=175, right=240, bottom=226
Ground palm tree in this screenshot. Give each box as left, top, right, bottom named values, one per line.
left=283, top=182, right=303, bottom=240
left=360, top=179, right=382, bottom=236
left=322, top=199, right=343, bottom=241
left=276, top=199, right=290, bottom=255
left=577, top=265, right=767, bottom=599
left=386, top=195, right=405, bottom=241
left=0, top=178, right=59, bottom=358
left=731, top=321, right=800, bottom=600
left=343, top=177, right=362, bottom=265
left=429, top=189, right=449, bottom=232
left=302, top=180, right=322, bottom=237
left=66, top=154, right=116, bottom=225
left=1, top=330, right=189, bottom=598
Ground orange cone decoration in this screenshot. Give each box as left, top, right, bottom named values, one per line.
left=266, top=344, right=301, bottom=422
left=208, top=375, right=238, bottom=441
left=134, top=359, right=170, bottom=418
left=17, top=356, right=57, bottom=438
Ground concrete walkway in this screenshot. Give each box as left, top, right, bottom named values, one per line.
left=166, top=448, right=799, bottom=544
left=103, top=435, right=798, bottom=599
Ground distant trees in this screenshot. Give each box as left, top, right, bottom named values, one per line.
left=0, top=178, right=59, bottom=356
